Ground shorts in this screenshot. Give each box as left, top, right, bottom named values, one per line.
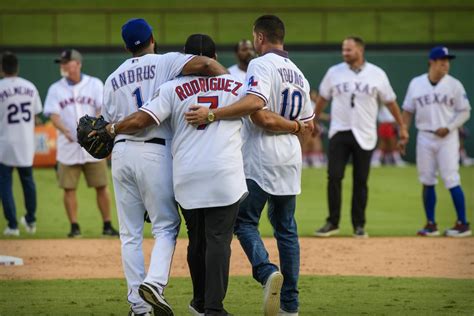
left=378, top=122, right=396, bottom=139
left=57, top=160, right=108, bottom=189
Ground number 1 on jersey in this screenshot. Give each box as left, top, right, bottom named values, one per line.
left=132, top=87, right=143, bottom=108
left=197, top=96, right=219, bottom=130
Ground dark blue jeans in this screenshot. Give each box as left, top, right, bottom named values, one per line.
left=234, top=179, right=300, bottom=313
left=0, top=164, right=37, bottom=229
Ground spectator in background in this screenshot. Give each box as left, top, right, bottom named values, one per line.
left=371, top=105, right=407, bottom=167
left=313, top=36, right=408, bottom=238
left=43, top=49, right=118, bottom=238
left=227, top=39, right=255, bottom=83
left=0, top=52, right=42, bottom=236
left=300, top=89, right=329, bottom=168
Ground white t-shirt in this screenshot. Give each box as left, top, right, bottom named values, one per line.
left=228, top=64, right=247, bottom=83
left=140, top=74, right=247, bottom=209
left=43, top=74, right=103, bottom=165
left=102, top=53, right=195, bottom=141
left=0, top=77, right=42, bottom=167
left=402, top=74, right=471, bottom=131
left=319, top=62, right=396, bottom=150
left=242, top=50, right=315, bottom=195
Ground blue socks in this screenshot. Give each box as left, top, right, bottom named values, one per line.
left=423, top=185, right=436, bottom=223
left=449, top=186, right=467, bottom=224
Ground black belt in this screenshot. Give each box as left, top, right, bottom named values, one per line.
left=114, top=137, right=166, bottom=146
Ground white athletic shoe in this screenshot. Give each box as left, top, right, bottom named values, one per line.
left=3, top=227, right=20, bottom=236
left=188, top=303, right=204, bottom=316
left=278, top=308, right=299, bottom=316
left=20, top=216, right=36, bottom=234
left=263, top=271, right=284, bottom=316
left=138, top=282, right=174, bottom=316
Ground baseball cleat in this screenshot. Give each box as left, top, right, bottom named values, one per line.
left=263, top=271, right=284, bottom=316
left=139, top=282, right=174, bottom=316
left=417, top=222, right=440, bottom=237
left=128, top=308, right=152, bottom=316
left=445, top=222, right=472, bottom=237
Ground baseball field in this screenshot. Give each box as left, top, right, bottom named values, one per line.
left=1, top=166, right=473, bottom=315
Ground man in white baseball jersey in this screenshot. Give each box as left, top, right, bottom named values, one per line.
left=227, top=39, right=255, bottom=83
left=185, top=15, right=315, bottom=316
left=101, top=33, right=247, bottom=316
left=43, top=49, right=118, bottom=238
left=101, top=19, right=229, bottom=316
left=402, top=46, right=471, bottom=237
left=314, top=36, right=408, bottom=238
left=0, top=52, right=42, bottom=236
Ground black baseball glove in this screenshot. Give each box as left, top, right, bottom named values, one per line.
left=77, top=115, right=114, bottom=159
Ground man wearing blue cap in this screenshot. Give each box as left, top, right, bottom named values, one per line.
left=102, top=18, right=228, bottom=316
left=402, top=46, right=471, bottom=237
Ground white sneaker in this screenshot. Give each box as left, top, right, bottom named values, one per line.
left=3, top=227, right=20, bottom=236
left=20, top=216, right=36, bottom=234
left=278, top=308, right=299, bottom=316
left=263, top=271, right=284, bottom=316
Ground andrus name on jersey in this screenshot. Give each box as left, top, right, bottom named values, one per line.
left=175, top=77, right=243, bottom=101
left=59, top=96, right=97, bottom=109
left=277, top=68, right=304, bottom=88
left=413, top=93, right=454, bottom=108
left=333, top=81, right=377, bottom=97
left=0, top=86, right=34, bottom=102
left=110, top=65, right=156, bottom=91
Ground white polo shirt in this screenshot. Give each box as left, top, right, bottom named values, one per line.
left=0, top=77, right=43, bottom=167
left=44, top=74, right=103, bottom=165
left=242, top=50, right=315, bottom=196
left=319, top=62, right=396, bottom=150
left=402, top=74, right=471, bottom=132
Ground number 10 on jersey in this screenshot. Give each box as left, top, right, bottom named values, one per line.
left=280, top=88, right=302, bottom=120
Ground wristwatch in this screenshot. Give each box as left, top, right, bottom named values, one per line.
left=110, top=123, right=117, bottom=136
left=207, top=110, right=216, bottom=122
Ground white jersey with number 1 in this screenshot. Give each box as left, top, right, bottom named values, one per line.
left=0, top=77, right=42, bottom=167
left=102, top=52, right=195, bottom=141
left=243, top=50, right=315, bottom=196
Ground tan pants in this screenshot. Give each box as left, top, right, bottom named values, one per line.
left=57, top=161, right=108, bottom=189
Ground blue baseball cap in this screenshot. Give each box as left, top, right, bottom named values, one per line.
left=121, top=18, right=153, bottom=49
left=429, top=46, right=455, bottom=60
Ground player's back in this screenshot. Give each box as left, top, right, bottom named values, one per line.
left=103, top=53, right=192, bottom=141
left=144, top=74, right=246, bottom=209
left=0, top=76, right=42, bottom=166
left=159, top=74, right=244, bottom=167
left=250, top=52, right=311, bottom=121
left=243, top=52, right=314, bottom=195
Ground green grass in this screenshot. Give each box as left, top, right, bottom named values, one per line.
left=0, top=276, right=473, bottom=315
left=1, top=0, right=473, bottom=45
left=1, top=166, right=473, bottom=239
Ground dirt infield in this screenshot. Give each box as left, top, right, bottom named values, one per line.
left=0, top=237, right=473, bottom=280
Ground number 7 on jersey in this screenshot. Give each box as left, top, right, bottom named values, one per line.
left=197, top=96, right=219, bottom=130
